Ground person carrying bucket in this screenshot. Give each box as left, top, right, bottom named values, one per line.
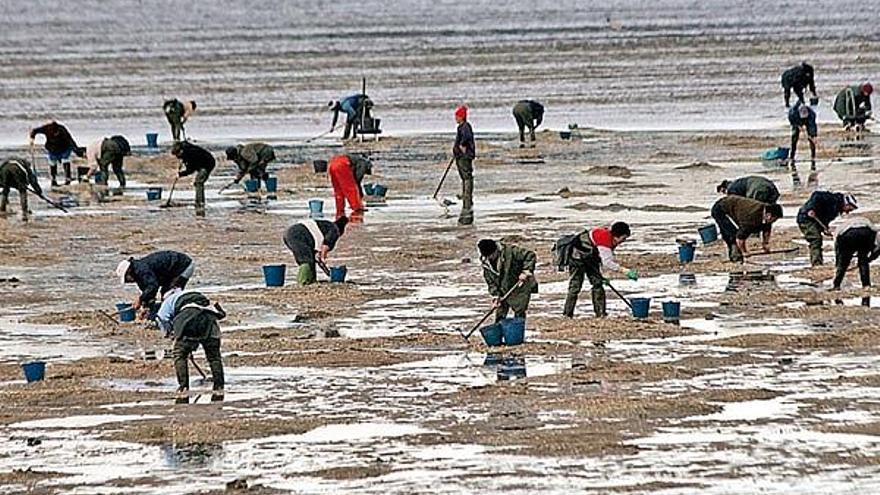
left=225, top=143, right=276, bottom=190
left=787, top=102, right=818, bottom=172
left=780, top=62, right=817, bottom=108
left=0, top=158, right=42, bottom=222
left=562, top=222, right=637, bottom=318
left=833, top=83, right=872, bottom=132
left=478, top=239, right=538, bottom=322
left=711, top=196, right=783, bottom=262
left=85, top=135, right=131, bottom=189
left=283, top=216, right=349, bottom=285
left=328, top=154, right=372, bottom=220
left=328, top=94, right=373, bottom=140
left=156, top=288, right=226, bottom=397
left=512, top=100, right=544, bottom=147
left=716, top=176, right=779, bottom=204
left=171, top=141, right=215, bottom=217
left=28, top=120, right=85, bottom=187
left=453, top=105, right=475, bottom=225
left=116, top=250, right=195, bottom=319
left=797, top=191, right=858, bottom=266
left=163, top=99, right=196, bottom=142
left=832, top=216, right=880, bottom=290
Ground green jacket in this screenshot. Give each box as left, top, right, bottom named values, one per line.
left=716, top=195, right=771, bottom=240
left=234, top=143, right=276, bottom=180
left=834, top=85, right=872, bottom=120
left=482, top=242, right=539, bottom=297
left=0, top=158, right=41, bottom=194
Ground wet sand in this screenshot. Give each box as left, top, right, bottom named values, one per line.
left=1, top=121, right=880, bottom=494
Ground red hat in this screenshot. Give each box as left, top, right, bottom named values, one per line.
left=455, top=106, right=468, bottom=120
left=861, top=82, right=873, bottom=95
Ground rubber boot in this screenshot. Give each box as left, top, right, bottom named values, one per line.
left=297, top=263, right=316, bottom=285
left=63, top=163, right=72, bottom=185
left=50, top=165, right=59, bottom=187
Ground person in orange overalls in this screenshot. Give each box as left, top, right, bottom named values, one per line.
left=327, top=153, right=372, bottom=219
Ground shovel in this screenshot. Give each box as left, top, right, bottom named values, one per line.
left=431, top=158, right=457, bottom=209
left=160, top=176, right=180, bottom=208
left=217, top=180, right=240, bottom=195
left=306, top=127, right=336, bottom=143
left=458, top=281, right=524, bottom=343
left=190, top=354, right=211, bottom=384
left=745, top=247, right=799, bottom=258
left=604, top=280, right=634, bottom=311
left=27, top=187, right=68, bottom=213
left=316, top=258, right=331, bottom=277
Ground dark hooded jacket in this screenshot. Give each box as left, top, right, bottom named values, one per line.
left=129, top=250, right=193, bottom=305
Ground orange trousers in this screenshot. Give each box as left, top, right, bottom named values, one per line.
left=328, top=155, right=363, bottom=219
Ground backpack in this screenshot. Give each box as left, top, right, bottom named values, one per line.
left=172, top=292, right=226, bottom=340
left=551, top=231, right=587, bottom=272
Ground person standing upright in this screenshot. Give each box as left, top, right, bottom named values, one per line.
left=453, top=106, right=475, bottom=225
left=781, top=62, right=817, bottom=108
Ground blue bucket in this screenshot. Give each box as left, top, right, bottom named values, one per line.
left=500, top=318, right=525, bottom=345
left=330, top=265, right=347, bottom=283
left=761, top=147, right=789, bottom=161
left=244, top=179, right=259, bottom=193
left=146, top=187, right=162, bottom=201
left=117, top=303, right=136, bottom=322
left=262, top=264, right=286, bottom=287
left=363, top=183, right=375, bottom=196
left=480, top=323, right=503, bottom=347
left=678, top=243, right=696, bottom=264
left=308, top=199, right=324, bottom=216
left=698, top=224, right=718, bottom=245
left=146, top=132, right=159, bottom=148
left=630, top=297, right=651, bottom=318
left=662, top=301, right=681, bottom=321
left=94, top=171, right=106, bottom=184
left=21, top=361, right=46, bottom=383
left=373, top=184, right=388, bottom=197
left=266, top=177, right=278, bottom=193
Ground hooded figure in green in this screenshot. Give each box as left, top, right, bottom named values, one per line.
left=478, top=239, right=538, bottom=322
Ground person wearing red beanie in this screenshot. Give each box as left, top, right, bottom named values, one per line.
left=453, top=106, right=475, bottom=225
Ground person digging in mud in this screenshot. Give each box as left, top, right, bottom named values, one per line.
left=562, top=222, right=637, bottom=318
left=781, top=62, right=817, bottom=108
left=787, top=102, right=818, bottom=174
left=0, top=158, right=42, bottom=222
left=453, top=105, right=475, bottom=225
left=85, top=135, right=131, bottom=189
left=329, top=94, right=373, bottom=140
left=797, top=191, right=858, bottom=266
left=478, top=239, right=538, bottom=322
left=328, top=153, right=371, bottom=220
left=711, top=196, right=783, bottom=263
left=28, top=120, right=85, bottom=187
left=283, top=216, right=349, bottom=285
left=512, top=100, right=544, bottom=147
left=832, top=216, right=880, bottom=290
left=163, top=99, right=196, bottom=142
left=833, top=83, right=873, bottom=132
left=171, top=141, right=215, bottom=217
left=716, top=176, right=779, bottom=204
left=225, top=143, right=276, bottom=191
left=116, top=250, right=195, bottom=319
left=157, top=288, right=226, bottom=398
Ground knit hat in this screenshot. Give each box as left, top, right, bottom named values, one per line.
left=116, top=259, right=131, bottom=284
left=844, top=193, right=859, bottom=209
left=455, top=106, right=468, bottom=120
left=861, top=82, right=873, bottom=95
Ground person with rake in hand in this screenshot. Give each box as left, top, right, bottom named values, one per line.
left=478, top=239, right=538, bottom=322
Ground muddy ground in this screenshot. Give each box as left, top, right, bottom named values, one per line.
left=1, top=125, right=880, bottom=494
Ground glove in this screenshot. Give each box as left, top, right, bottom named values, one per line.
left=625, top=269, right=639, bottom=281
